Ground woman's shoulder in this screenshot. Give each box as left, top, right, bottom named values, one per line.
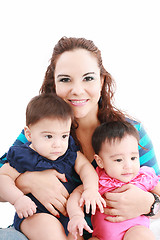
left=126, top=117, right=141, bottom=130
left=0, top=130, right=28, bottom=167
left=12, top=129, right=28, bottom=146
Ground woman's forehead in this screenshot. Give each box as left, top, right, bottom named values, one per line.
left=54, top=49, right=99, bottom=75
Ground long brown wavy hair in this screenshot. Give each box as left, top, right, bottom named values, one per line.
left=40, top=36, right=126, bottom=125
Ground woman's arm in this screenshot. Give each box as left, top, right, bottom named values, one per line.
left=134, top=121, right=160, bottom=174
left=104, top=184, right=155, bottom=222
left=16, top=169, right=69, bottom=217
left=104, top=181, right=160, bottom=222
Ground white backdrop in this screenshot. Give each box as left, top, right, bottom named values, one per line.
left=0, top=0, right=160, bottom=230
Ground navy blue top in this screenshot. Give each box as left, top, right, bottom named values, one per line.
left=6, top=136, right=80, bottom=194
left=6, top=135, right=81, bottom=233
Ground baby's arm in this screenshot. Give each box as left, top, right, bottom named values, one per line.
left=0, top=163, right=37, bottom=218
left=67, top=185, right=93, bottom=240
left=75, top=151, right=106, bottom=214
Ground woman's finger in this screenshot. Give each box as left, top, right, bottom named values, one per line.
left=103, top=206, right=119, bottom=216
left=44, top=202, right=60, bottom=216
left=105, top=215, right=125, bottom=222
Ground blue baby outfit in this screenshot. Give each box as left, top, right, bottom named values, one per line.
left=6, top=136, right=80, bottom=234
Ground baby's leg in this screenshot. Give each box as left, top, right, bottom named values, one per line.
left=67, top=233, right=84, bottom=240
left=20, top=213, right=67, bottom=240
left=89, top=237, right=99, bottom=240
left=68, top=234, right=98, bottom=240
left=124, top=225, right=155, bottom=240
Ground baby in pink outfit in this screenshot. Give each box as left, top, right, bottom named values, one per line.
left=91, top=166, right=158, bottom=240
left=90, top=121, right=160, bottom=240
left=67, top=121, right=160, bottom=240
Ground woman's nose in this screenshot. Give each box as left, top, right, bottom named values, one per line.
left=70, top=81, right=85, bottom=95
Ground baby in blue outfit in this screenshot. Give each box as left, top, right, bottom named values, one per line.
left=0, top=93, right=105, bottom=240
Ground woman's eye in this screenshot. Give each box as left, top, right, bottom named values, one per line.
left=45, top=135, right=52, bottom=139
left=59, top=78, right=70, bottom=83
left=84, top=76, right=94, bottom=81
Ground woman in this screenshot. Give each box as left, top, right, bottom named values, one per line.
left=0, top=37, right=159, bottom=239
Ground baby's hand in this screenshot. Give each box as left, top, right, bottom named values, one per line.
left=14, top=195, right=37, bottom=219
left=67, top=215, right=93, bottom=240
left=79, top=189, right=106, bottom=215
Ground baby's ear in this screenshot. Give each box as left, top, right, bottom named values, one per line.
left=24, top=126, right=32, bottom=142
left=94, top=154, right=104, bottom=168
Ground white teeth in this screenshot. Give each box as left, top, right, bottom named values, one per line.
left=70, top=100, right=86, bottom=103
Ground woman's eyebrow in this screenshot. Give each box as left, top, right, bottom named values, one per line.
left=57, top=72, right=96, bottom=78
left=83, top=72, right=96, bottom=77
left=57, top=74, right=70, bottom=78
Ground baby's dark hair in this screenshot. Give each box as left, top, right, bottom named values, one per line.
left=92, top=121, right=140, bottom=154
left=26, top=93, right=73, bottom=126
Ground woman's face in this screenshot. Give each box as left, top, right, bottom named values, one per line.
left=54, top=49, right=103, bottom=120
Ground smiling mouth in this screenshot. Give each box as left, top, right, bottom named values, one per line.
left=69, top=99, right=88, bottom=106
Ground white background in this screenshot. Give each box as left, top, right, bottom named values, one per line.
left=0, top=0, right=160, bottom=229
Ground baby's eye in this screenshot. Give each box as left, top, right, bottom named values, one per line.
left=115, top=159, right=122, bottom=162
left=84, top=76, right=94, bottom=81
left=131, top=157, right=137, bottom=161
left=45, top=135, right=53, bottom=139
left=62, top=134, right=69, bottom=139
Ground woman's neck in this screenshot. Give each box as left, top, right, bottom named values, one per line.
left=76, top=116, right=99, bottom=131
left=75, top=105, right=100, bottom=131
left=75, top=114, right=100, bottom=162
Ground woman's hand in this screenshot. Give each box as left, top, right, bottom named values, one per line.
left=15, top=169, right=69, bottom=217
left=103, top=184, right=154, bottom=222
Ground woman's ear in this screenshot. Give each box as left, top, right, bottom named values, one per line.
left=94, top=154, right=104, bottom=168
left=100, top=76, right=104, bottom=89
left=24, top=126, right=32, bottom=142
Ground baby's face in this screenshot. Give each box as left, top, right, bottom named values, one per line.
left=98, top=135, right=140, bottom=183
left=28, top=117, right=71, bottom=161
